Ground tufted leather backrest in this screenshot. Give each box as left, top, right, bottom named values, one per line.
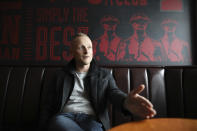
left=0, top=66, right=197, bottom=130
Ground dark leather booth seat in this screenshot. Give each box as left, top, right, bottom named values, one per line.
left=0, top=66, right=197, bottom=131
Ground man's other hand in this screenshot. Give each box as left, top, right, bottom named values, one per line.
left=123, top=84, right=157, bottom=119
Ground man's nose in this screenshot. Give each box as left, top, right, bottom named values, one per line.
left=83, top=47, right=88, bottom=54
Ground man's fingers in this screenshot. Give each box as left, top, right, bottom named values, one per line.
left=127, top=84, right=157, bottom=119
left=137, top=95, right=153, bottom=108
left=135, top=106, right=156, bottom=119
left=131, top=85, right=153, bottom=108
left=139, top=105, right=157, bottom=118
left=145, top=107, right=157, bottom=118
left=131, top=84, right=145, bottom=96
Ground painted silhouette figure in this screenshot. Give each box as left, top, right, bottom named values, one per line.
left=93, top=15, right=121, bottom=61
left=160, top=19, right=191, bottom=63
left=117, top=14, right=164, bottom=62
left=161, top=0, right=183, bottom=11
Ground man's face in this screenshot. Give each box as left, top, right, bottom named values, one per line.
left=71, top=36, right=93, bottom=66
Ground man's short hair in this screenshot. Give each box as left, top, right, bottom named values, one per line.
left=72, top=32, right=89, bottom=41
left=71, top=33, right=90, bottom=48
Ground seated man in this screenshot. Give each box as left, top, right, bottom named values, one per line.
left=39, top=33, right=156, bottom=131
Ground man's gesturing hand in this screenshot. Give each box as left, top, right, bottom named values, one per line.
left=123, top=84, right=157, bottom=119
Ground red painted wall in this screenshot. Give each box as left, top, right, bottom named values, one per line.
left=0, top=0, right=193, bottom=65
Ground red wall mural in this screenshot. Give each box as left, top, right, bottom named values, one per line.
left=0, top=0, right=192, bottom=65
left=161, top=0, right=183, bottom=11
left=116, top=14, right=164, bottom=62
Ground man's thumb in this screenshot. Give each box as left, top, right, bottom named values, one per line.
left=131, top=84, right=145, bottom=96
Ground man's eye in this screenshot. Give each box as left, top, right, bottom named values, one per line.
left=78, top=46, right=83, bottom=50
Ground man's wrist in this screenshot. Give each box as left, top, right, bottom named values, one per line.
left=122, top=98, right=133, bottom=116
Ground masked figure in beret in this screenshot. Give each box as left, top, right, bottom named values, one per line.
left=93, top=15, right=122, bottom=62
left=117, top=13, right=164, bottom=62
left=160, top=18, right=191, bottom=63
